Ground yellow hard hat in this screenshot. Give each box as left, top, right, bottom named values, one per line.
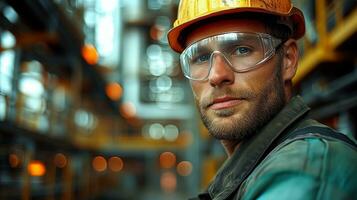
left=167, top=0, right=305, bottom=53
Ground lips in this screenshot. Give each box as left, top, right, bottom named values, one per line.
left=208, top=96, right=243, bottom=110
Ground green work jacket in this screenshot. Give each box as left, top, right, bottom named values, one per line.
left=194, top=96, right=357, bottom=200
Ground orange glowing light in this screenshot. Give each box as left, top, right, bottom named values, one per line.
left=177, top=161, right=193, bottom=176
left=28, top=160, right=46, bottom=176
left=9, top=154, right=20, bottom=168
left=159, top=152, right=176, bottom=169
left=120, top=102, right=136, bottom=119
left=92, top=156, right=107, bottom=172
left=160, top=171, right=177, bottom=193
left=81, top=44, right=99, bottom=65
left=106, top=82, right=123, bottom=101
left=108, top=156, right=124, bottom=172
left=150, top=25, right=165, bottom=41
left=54, top=153, right=67, bottom=168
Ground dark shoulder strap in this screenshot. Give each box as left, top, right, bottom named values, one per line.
left=285, top=126, right=357, bottom=148
left=188, top=192, right=211, bottom=200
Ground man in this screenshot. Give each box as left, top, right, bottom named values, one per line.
left=167, top=0, right=357, bottom=199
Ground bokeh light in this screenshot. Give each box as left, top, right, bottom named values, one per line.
left=159, top=151, right=176, bottom=169
left=108, top=156, right=124, bottom=172
left=150, top=25, right=165, bottom=41
left=81, top=43, right=99, bottom=65
left=177, top=161, right=193, bottom=176
left=164, top=124, right=179, bottom=141
left=9, top=153, right=20, bottom=168
left=106, top=82, right=123, bottom=101
left=92, top=156, right=107, bottom=172
left=120, top=102, right=136, bottom=119
left=28, top=160, right=46, bottom=176
left=54, top=153, right=67, bottom=168
left=149, top=123, right=164, bottom=140
left=160, top=171, right=177, bottom=193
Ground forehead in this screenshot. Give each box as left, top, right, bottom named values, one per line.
left=185, top=18, right=266, bottom=48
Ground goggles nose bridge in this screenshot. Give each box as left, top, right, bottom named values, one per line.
left=210, top=50, right=234, bottom=71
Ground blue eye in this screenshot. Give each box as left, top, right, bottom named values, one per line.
left=192, top=53, right=211, bottom=65
left=234, top=46, right=252, bottom=56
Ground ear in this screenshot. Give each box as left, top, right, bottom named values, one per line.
left=281, top=39, right=299, bottom=82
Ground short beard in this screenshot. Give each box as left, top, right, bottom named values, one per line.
left=198, top=62, right=286, bottom=141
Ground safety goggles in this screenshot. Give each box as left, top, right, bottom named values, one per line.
left=180, top=32, right=282, bottom=81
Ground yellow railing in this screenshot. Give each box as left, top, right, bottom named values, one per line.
left=293, top=0, right=357, bottom=83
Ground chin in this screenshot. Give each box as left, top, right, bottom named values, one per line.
left=205, top=113, right=251, bottom=140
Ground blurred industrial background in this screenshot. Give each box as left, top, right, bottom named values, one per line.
left=0, top=0, right=356, bottom=199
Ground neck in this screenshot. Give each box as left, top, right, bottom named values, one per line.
left=221, top=139, right=241, bottom=157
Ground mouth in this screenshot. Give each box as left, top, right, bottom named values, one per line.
left=208, top=96, right=243, bottom=110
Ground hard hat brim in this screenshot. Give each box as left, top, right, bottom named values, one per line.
left=167, top=7, right=305, bottom=53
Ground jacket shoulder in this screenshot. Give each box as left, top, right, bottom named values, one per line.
left=238, top=136, right=357, bottom=200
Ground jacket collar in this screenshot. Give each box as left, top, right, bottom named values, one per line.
left=208, top=96, right=310, bottom=199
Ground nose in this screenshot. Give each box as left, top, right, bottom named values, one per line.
left=208, top=52, right=235, bottom=87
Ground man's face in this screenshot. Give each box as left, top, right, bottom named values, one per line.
left=185, top=18, right=287, bottom=141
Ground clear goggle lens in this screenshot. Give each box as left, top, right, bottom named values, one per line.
left=180, top=32, right=282, bottom=81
